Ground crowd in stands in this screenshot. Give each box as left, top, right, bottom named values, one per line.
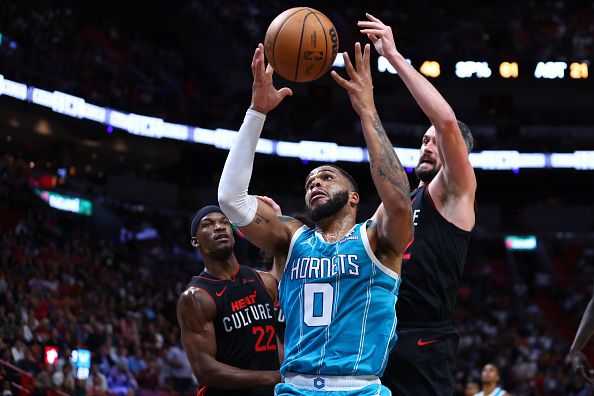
left=1, top=0, right=594, bottom=149
left=0, top=153, right=200, bottom=396
left=1, top=148, right=594, bottom=396
left=454, top=237, right=594, bottom=395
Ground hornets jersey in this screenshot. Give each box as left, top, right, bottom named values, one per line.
left=279, top=220, right=401, bottom=377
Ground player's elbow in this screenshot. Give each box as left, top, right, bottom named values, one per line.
left=217, top=183, right=233, bottom=212
left=193, top=365, right=220, bottom=388
left=396, top=200, right=413, bottom=223
left=434, top=114, right=458, bottom=136
left=217, top=185, right=241, bottom=225
left=385, top=195, right=412, bottom=225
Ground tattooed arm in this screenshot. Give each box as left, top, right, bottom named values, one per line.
left=331, top=43, right=412, bottom=270
left=359, top=13, right=476, bottom=230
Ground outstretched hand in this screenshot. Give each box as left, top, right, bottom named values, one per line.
left=330, top=42, right=376, bottom=117
left=357, top=12, right=398, bottom=58
left=250, top=43, right=292, bottom=115
left=569, top=350, right=594, bottom=384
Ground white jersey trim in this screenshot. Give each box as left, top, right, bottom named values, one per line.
left=279, top=225, right=308, bottom=291
left=475, top=387, right=506, bottom=396
left=359, top=221, right=400, bottom=281
left=283, top=373, right=380, bottom=391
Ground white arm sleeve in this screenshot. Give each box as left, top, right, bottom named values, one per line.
left=217, top=109, right=265, bottom=226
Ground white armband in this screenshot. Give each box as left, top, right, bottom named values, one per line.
left=217, top=109, right=265, bottom=226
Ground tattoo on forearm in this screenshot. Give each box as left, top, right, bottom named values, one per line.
left=370, top=113, right=410, bottom=195
left=254, top=214, right=271, bottom=225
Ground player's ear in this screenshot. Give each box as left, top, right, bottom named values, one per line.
left=191, top=237, right=199, bottom=247
left=350, top=191, right=360, bottom=205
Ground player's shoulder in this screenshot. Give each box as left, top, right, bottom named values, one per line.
left=279, top=215, right=308, bottom=234
left=255, top=270, right=279, bottom=298
left=177, top=286, right=217, bottom=319
left=256, top=270, right=277, bottom=283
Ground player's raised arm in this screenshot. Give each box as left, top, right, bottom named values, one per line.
left=331, top=43, right=412, bottom=262
left=359, top=13, right=476, bottom=211
left=176, top=288, right=280, bottom=388
left=218, top=44, right=301, bottom=255
left=569, top=280, right=594, bottom=384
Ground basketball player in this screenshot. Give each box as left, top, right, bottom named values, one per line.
left=474, top=364, right=509, bottom=396
left=465, top=381, right=480, bottom=396
left=217, top=42, right=412, bottom=395
left=568, top=280, right=594, bottom=383
left=358, top=13, right=477, bottom=396
left=177, top=205, right=281, bottom=396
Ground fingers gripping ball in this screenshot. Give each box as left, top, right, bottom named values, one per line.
left=264, top=7, right=339, bottom=83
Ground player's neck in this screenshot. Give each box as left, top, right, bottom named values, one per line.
left=204, top=255, right=240, bottom=280
left=482, top=383, right=497, bottom=395
left=315, top=212, right=356, bottom=243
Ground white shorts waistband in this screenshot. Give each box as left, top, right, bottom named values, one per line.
left=283, top=372, right=381, bottom=391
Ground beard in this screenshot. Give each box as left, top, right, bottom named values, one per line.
left=415, top=161, right=438, bottom=183
left=307, top=190, right=350, bottom=223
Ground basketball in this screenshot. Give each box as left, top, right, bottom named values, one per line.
left=264, top=7, right=339, bottom=83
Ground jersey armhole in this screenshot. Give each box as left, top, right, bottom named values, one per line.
left=184, top=286, right=218, bottom=312
left=360, top=221, right=400, bottom=281
left=424, top=184, right=473, bottom=235
left=278, top=225, right=308, bottom=291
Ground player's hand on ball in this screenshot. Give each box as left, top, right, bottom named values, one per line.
left=331, top=42, right=376, bottom=117
left=357, top=13, right=398, bottom=59
left=569, top=350, right=594, bottom=384
left=250, top=43, right=292, bottom=115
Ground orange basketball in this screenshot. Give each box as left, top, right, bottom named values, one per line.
left=264, top=7, right=339, bottom=83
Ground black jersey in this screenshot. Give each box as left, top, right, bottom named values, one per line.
left=273, top=299, right=285, bottom=345
left=396, top=184, right=472, bottom=324
left=187, top=265, right=279, bottom=396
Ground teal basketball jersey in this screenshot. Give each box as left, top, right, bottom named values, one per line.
left=279, top=220, right=401, bottom=377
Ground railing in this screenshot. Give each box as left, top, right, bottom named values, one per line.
left=0, top=358, right=70, bottom=396
left=0, top=358, right=34, bottom=396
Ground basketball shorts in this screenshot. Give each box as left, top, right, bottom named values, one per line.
left=381, top=323, right=460, bottom=396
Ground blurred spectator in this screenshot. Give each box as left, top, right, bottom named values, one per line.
left=10, top=341, right=25, bottom=363
left=52, top=363, right=76, bottom=394
left=136, top=358, right=161, bottom=390
left=127, top=348, right=147, bottom=375
left=164, top=334, right=193, bottom=394
left=34, top=364, right=56, bottom=395
left=16, top=349, right=40, bottom=376
left=107, top=362, right=138, bottom=396
left=86, top=365, right=108, bottom=396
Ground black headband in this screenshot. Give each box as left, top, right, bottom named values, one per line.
left=189, top=205, right=222, bottom=238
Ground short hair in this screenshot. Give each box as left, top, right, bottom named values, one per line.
left=457, top=120, right=474, bottom=152
left=305, top=165, right=359, bottom=193
left=485, top=363, right=500, bottom=374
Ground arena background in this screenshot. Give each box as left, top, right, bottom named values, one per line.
left=1, top=1, right=593, bottom=395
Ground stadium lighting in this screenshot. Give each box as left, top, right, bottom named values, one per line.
left=455, top=61, right=492, bottom=78
left=569, top=62, right=589, bottom=79
left=534, top=62, right=567, bottom=79
left=377, top=56, right=411, bottom=74
left=505, top=235, right=537, bottom=250
left=35, top=189, right=93, bottom=216
left=499, top=62, right=519, bottom=78
left=3, top=74, right=594, bottom=170
left=420, top=61, right=441, bottom=78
